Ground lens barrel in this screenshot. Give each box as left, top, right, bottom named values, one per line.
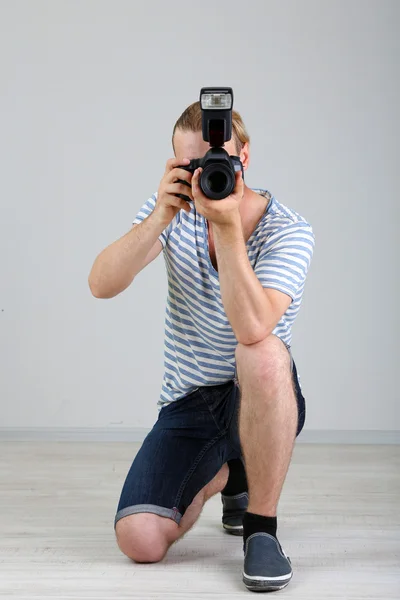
left=200, top=163, right=235, bottom=200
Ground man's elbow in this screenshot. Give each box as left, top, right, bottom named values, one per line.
left=237, top=329, right=270, bottom=346
left=237, top=315, right=280, bottom=345
left=88, top=277, right=112, bottom=299
left=88, top=275, right=131, bottom=299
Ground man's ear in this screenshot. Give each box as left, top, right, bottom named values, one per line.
left=240, top=142, right=250, bottom=171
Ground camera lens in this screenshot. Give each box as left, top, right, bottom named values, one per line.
left=206, top=171, right=228, bottom=194
left=201, top=163, right=235, bottom=200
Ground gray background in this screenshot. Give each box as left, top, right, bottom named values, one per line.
left=1, top=0, right=399, bottom=440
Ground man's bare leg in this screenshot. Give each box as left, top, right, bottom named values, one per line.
left=173, top=462, right=230, bottom=541
left=236, top=334, right=298, bottom=518
left=116, top=462, right=229, bottom=563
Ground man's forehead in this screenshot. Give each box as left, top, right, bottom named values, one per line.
left=181, top=142, right=211, bottom=155
left=174, top=136, right=210, bottom=158
left=175, top=131, right=208, bottom=146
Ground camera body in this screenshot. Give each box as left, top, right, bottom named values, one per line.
left=176, top=87, right=244, bottom=202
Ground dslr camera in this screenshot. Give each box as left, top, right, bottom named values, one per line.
left=176, top=87, right=244, bottom=201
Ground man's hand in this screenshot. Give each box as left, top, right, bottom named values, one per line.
left=191, top=168, right=244, bottom=226
left=155, top=157, right=193, bottom=223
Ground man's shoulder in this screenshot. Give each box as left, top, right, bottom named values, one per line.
left=253, top=190, right=314, bottom=247
left=269, top=196, right=311, bottom=228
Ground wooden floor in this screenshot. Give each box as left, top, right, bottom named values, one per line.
left=0, top=442, right=399, bottom=599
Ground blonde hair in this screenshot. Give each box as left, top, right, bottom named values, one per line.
left=172, top=100, right=250, bottom=155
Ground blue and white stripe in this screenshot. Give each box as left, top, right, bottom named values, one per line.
left=132, top=189, right=315, bottom=408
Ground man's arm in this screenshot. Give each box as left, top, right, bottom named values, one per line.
left=212, top=213, right=293, bottom=345
left=88, top=209, right=168, bottom=299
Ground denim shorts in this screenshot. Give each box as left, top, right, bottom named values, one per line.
left=114, top=352, right=306, bottom=528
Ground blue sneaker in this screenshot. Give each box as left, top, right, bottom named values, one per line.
left=221, top=492, right=248, bottom=535
left=243, top=533, right=293, bottom=592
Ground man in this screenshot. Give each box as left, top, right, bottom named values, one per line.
left=88, top=100, right=315, bottom=592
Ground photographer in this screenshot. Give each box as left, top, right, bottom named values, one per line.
left=89, top=89, right=315, bottom=593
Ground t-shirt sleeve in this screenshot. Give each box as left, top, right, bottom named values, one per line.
left=132, top=192, right=180, bottom=249
left=254, top=221, right=315, bottom=301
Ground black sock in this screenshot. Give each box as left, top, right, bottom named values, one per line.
left=221, top=458, right=248, bottom=496
left=243, top=512, right=278, bottom=548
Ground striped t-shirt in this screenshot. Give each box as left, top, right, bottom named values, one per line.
left=133, top=189, right=315, bottom=408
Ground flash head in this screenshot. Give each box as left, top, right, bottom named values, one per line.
left=200, top=87, right=234, bottom=147
left=200, top=88, right=233, bottom=111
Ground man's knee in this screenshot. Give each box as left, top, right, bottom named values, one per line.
left=115, top=512, right=177, bottom=563
left=235, top=334, right=290, bottom=386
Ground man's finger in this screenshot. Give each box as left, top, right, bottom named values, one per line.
left=192, top=168, right=200, bottom=188
left=165, top=157, right=190, bottom=175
